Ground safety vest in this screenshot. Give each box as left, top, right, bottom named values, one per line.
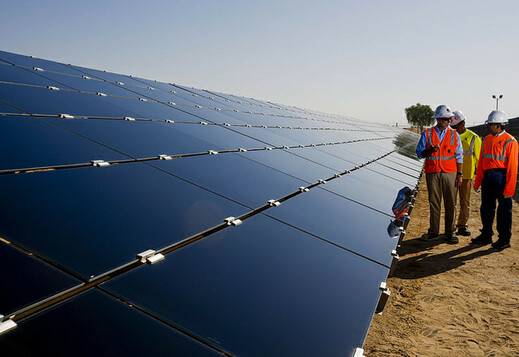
left=460, top=129, right=481, bottom=179
left=480, top=132, right=516, bottom=168
left=424, top=127, right=458, bottom=173
left=474, top=131, right=519, bottom=197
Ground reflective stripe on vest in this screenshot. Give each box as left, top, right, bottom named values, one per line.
left=450, top=128, right=455, bottom=146
left=462, top=135, right=476, bottom=156
left=427, top=128, right=433, bottom=147
left=482, top=138, right=514, bottom=162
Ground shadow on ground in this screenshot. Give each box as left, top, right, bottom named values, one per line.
left=393, top=236, right=500, bottom=279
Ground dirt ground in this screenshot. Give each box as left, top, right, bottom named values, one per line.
left=364, top=174, right=519, bottom=356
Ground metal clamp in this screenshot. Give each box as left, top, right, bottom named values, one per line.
left=138, top=98, right=148, bottom=102
left=376, top=282, right=391, bottom=314
left=124, top=117, right=136, bottom=121
left=59, top=114, right=75, bottom=119
left=195, top=105, right=202, bottom=108
left=166, top=119, right=175, bottom=123
left=168, top=102, right=177, bottom=106
left=47, top=86, right=60, bottom=91
left=200, top=121, right=208, bottom=125
left=318, top=179, right=327, bottom=184
left=268, top=199, right=281, bottom=207
left=353, top=347, right=365, bottom=357
left=82, top=75, right=91, bottom=80
left=208, top=150, right=219, bottom=155
left=238, top=148, right=247, bottom=152
left=299, top=187, right=309, bottom=193
left=224, top=216, right=242, bottom=226
left=136, top=249, right=165, bottom=265
left=116, top=81, right=125, bottom=85
left=96, top=92, right=107, bottom=97
left=223, top=123, right=231, bottom=126
left=158, top=154, right=173, bottom=160
left=91, top=160, right=110, bottom=167
left=33, top=67, right=44, bottom=71
left=0, top=319, right=17, bottom=335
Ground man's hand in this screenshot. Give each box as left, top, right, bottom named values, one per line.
left=504, top=194, right=512, bottom=199
left=474, top=187, right=481, bottom=193
left=421, top=144, right=440, bottom=157
left=455, top=175, right=463, bottom=187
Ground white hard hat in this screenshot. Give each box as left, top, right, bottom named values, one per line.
left=432, top=105, right=454, bottom=119
left=450, top=111, right=466, bottom=126
left=485, top=110, right=508, bottom=124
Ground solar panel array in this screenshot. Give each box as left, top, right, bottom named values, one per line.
left=0, top=50, right=421, bottom=356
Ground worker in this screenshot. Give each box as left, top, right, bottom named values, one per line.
left=416, top=105, right=463, bottom=244
left=472, top=110, right=518, bottom=250
left=450, top=111, right=481, bottom=236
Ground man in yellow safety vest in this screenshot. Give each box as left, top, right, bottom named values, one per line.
left=450, top=111, right=481, bottom=237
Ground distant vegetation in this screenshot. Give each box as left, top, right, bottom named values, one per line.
left=405, top=103, right=434, bottom=132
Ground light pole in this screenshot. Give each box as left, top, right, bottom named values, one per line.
left=492, top=94, right=503, bottom=110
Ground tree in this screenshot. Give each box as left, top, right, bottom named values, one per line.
left=405, top=103, right=434, bottom=132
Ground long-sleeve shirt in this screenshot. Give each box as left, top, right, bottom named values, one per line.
left=459, top=129, right=482, bottom=179
left=474, top=130, right=518, bottom=196
left=415, top=126, right=463, bottom=163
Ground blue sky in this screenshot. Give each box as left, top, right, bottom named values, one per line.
left=1, top=0, right=518, bottom=125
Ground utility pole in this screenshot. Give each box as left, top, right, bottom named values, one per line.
left=492, top=94, right=503, bottom=110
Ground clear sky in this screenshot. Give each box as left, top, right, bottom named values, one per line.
left=1, top=0, right=518, bottom=125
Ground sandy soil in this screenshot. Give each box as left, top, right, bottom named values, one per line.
left=364, top=175, right=519, bottom=356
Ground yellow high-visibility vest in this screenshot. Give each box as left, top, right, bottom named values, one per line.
left=460, top=129, right=481, bottom=179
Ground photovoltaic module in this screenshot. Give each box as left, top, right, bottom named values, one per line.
left=0, top=50, right=422, bottom=356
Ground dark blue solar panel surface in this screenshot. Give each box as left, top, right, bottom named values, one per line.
left=104, top=214, right=389, bottom=357
left=265, top=186, right=399, bottom=266
left=0, top=243, right=80, bottom=316
left=0, top=163, right=247, bottom=278
left=0, top=83, right=139, bottom=117
left=44, top=117, right=265, bottom=158
left=0, top=50, right=421, bottom=354
left=0, top=289, right=222, bottom=357
left=0, top=115, right=129, bottom=170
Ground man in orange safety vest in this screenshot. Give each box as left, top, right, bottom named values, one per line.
left=416, top=105, right=463, bottom=243
left=472, top=110, right=518, bottom=250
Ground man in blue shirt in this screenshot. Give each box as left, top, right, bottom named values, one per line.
left=416, top=105, right=464, bottom=243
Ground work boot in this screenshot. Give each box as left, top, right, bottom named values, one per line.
left=445, top=233, right=459, bottom=244
left=491, top=240, right=511, bottom=250
left=470, top=234, right=492, bottom=245
left=420, top=233, right=439, bottom=241
left=456, top=227, right=471, bottom=236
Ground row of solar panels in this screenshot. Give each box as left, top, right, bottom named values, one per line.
left=0, top=50, right=421, bottom=356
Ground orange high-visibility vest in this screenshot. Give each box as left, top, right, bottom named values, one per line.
left=474, top=131, right=518, bottom=196
left=424, top=127, right=458, bottom=173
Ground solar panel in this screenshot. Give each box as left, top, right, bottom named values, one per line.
left=0, top=50, right=421, bottom=355
left=0, top=290, right=222, bottom=356
left=103, top=214, right=389, bottom=357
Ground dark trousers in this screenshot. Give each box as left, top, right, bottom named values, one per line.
left=480, top=170, right=513, bottom=242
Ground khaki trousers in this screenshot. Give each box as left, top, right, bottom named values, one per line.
left=426, top=172, right=457, bottom=235
left=456, top=178, right=472, bottom=229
